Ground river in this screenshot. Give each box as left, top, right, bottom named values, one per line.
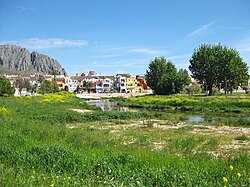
left=85, top=100, right=221, bottom=123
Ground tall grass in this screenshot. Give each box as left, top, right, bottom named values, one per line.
left=0, top=92, right=249, bottom=186
left=119, top=95, right=250, bottom=113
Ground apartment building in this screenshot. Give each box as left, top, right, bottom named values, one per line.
left=65, top=76, right=78, bottom=92
left=116, top=74, right=130, bottom=93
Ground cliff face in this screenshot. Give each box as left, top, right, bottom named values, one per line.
left=0, top=44, right=67, bottom=76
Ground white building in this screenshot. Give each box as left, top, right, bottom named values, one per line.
left=116, top=74, right=129, bottom=93
left=65, top=77, right=78, bottom=92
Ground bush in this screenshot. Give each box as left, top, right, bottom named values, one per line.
left=0, top=76, right=15, bottom=96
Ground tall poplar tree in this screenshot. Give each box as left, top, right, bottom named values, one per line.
left=189, top=44, right=249, bottom=95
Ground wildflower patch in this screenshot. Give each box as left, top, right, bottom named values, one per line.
left=0, top=107, right=10, bottom=116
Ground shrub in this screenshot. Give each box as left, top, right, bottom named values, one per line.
left=0, top=76, right=15, bottom=96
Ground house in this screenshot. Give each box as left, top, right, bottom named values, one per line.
left=65, top=76, right=79, bottom=92
left=96, top=79, right=103, bottom=93
left=126, top=76, right=137, bottom=93
left=102, top=76, right=114, bottom=92
left=5, top=74, right=20, bottom=87
left=55, top=77, right=66, bottom=91
left=116, top=74, right=130, bottom=93
left=136, top=75, right=152, bottom=93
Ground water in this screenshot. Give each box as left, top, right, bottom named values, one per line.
left=86, top=100, right=213, bottom=122
left=187, top=116, right=216, bottom=123
left=86, top=100, right=130, bottom=112
left=188, top=116, right=205, bottom=123
left=86, top=100, right=247, bottom=123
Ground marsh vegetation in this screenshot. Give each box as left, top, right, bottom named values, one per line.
left=0, top=92, right=249, bottom=186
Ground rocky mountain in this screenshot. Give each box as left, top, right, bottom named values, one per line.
left=0, top=44, right=67, bottom=76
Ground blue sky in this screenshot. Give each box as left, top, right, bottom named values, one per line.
left=0, top=0, right=250, bottom=76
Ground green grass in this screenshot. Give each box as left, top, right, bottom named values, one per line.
left=0, top=92, right=249, bottom=186
left=118, top=94, right=250, bottom=113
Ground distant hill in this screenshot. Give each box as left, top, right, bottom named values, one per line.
left=0, top=44, right=67, bottom=76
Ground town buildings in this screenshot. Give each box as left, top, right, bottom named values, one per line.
left=3, top=71, right=249, bottom=95
left=2, top=71, right=152, bottom=95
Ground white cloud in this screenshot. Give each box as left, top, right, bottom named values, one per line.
left=220, top=26, right=244, bottom=30
left=166, top=54, right=190, bottom=60
left=186, top=20, right=217, bottom=38
left=239, top=48, right=250, bottom=52
left=93, top=54, right=122, bottom=58
left=0, top=38, right=87, bottom=50
left=128, top=48, right=165, bottom=55
left=236, top=37, right=250, bottom=53
left=90, top=57, right=150, bottom=68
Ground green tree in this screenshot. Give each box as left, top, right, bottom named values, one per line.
left=145, top=57, right=183, bottom=95
left=178, top=69, right=191, bottom=91
left=218, top=47, right=249, bottom=94
left=39, top=80, right=59, bottom=94
left=185, top=82, right=202, bottom=95
left=0, top=76, right=15, bottom=96
left=189, top=44, right=249, bottom=95
left=38, top=76, right=45, bottom=84
left=39, top=80, right=52, bottom=94
left=86, top=82, right=94, bottom=93
left=24, top=79, right=32, bottom=92
left=51, top=80, right=60, bottom=93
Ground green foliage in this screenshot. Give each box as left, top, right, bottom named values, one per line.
left=185, top=82, right=202, bottom=95
left=0, top=76, right=14, bottom=96
left=0, top=94, right=249, bottom=186
left=38, top=80, right=59, bottom=94
left=0, top=107, right=10, bottom=116
left=123, top=95, right=250, bottom=114
left=145, top=57, right=187, bottom=95
left=24, top=79, right=32, bottom=91
left=178, top=68, right=191, bottom=90
left=189, top=43, right=249, bottom=95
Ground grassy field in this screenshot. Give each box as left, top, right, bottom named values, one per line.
left=0, top=92, right=249, bottom=186
left=118, top=94, right=250, bottom=113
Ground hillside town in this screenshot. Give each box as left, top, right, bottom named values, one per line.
left=2, top=71, right=153, bottom=96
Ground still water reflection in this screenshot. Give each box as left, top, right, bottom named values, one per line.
left=86, top=100, right=219, bottom=123
left=86, top=100, right=130, bottom=112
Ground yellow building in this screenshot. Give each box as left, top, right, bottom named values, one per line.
left=126, top=76, right=137, bottom=93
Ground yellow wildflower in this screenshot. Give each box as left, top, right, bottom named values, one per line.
left=223, top=177, right=228, bottom=183
left=104, top=181, right=107, bottom=184
left=96, top=175, right=99, bottom=179
left=68, top=176, right=71, bottom=180
left=56, top=176, right=59, bottom=179
left=229, top=165, right=234, bottom=171
left=237, top=173, right=241, bottom=178
left=50, top=184, right=54, bottom=187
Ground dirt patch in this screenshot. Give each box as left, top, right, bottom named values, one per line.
left=70, top=108, right=92, bottom=113
left=65, top=118, right=250, bottom=155
left=117, top=120, right=250, bottom=155
left=66, top=124, right=80, bottom=129
left=152, top=141, right=166, bottom=151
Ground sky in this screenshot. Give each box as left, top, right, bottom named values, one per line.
left=0, top=0, right=250, bottom=76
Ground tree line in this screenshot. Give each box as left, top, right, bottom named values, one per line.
left=1, top=43, right=249, bottom=96
left=146, top=43, right=249, bottom=95
left=0, top=76, right=60, bottom=96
